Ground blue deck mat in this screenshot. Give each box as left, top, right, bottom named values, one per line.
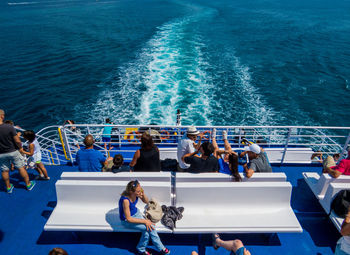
left=0, top=165, right=341, bottom=255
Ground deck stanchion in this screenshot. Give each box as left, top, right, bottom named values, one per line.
left=340, top=132, right=350, bottom=160
left=280, top=128, right=292, bottom=165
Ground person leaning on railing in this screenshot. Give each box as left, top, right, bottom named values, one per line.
left=335, top=206, right=350, bottom=255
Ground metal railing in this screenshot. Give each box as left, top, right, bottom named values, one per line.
left=30, top=124, right=350, bottom=166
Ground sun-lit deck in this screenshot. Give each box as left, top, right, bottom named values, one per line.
left=0, top=164, right=341, bottom=255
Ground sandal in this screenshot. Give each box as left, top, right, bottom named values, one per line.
left=212, top=233, right=220, bottom=250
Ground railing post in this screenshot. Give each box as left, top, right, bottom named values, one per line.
left=280, top=128, right=292, bottom=164
left=58, top=126, right=74, bottom=164
left=340, top=132, right=350, bottom=160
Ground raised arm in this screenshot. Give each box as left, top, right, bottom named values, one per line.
left=193, top=133, right=204, bottom=150
left=21, top=143, right=34, bottom=156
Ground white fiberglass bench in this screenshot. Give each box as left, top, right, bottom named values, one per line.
left=303, top=172, right=350, bottom=200
left=175, top=172, right=287, bottom=182
left=320, top=183, right=350, bottom=232
left=173, top=182, right=302, bottom=233
left=60, top=172, right=171, bottom=182
left=44, top=180, right=172, bottom=233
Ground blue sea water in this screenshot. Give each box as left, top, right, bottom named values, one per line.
left=0, top=0, right=350, bottom=130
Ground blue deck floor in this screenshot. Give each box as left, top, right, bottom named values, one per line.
left=0, top=165, right=341, bottom=255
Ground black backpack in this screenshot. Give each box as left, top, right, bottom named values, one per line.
left=330, top=190, right=350, bottom=218
left=160, top=158, right=178, bottom=172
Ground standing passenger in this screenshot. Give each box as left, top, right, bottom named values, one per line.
left=0, top=109, right=35, bottom=193
left=102, top=118, right=113, bottom=150
left=119, top=180, right=170, bottom=255
left=21, top=130, right=50, bottom=180
left=130, top=133, right=161, bottom=171
left=177, top=126, right=203, bottom=171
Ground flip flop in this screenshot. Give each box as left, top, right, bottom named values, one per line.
left=212, top=233, right=220, bottom=250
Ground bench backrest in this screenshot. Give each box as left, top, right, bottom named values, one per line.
left=60, top=172, right=171, bottom=182
left=315, top=174, right=350, bottom=199
left=175, top=182, right=292, bottom=212
left=320, top=182, right=350, bottom=214
left=175, top=172, right=286, bottom=182
left=55, top=180, right=172, bottom=209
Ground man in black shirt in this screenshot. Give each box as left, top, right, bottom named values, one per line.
left=183, top=141, right=219, bottom=173
left=0, top=109, right=35, bottom=193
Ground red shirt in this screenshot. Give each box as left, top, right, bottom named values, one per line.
left=331, top=157, right=350, bottom=175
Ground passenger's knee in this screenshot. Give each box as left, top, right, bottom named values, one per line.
left=191, top=251, right=198, bottom=255
left=232, top=239, right=244, bottom=252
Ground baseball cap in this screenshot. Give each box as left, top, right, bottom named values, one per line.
left=244, top=144, right=261, bottom=154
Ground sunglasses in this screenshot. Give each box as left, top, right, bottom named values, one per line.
left=133, top=180, right=139, bottom=188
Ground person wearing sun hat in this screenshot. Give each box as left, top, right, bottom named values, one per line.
left=240, top=142, right=272, bottom=178
left=177, top=126, right=204, bottom=171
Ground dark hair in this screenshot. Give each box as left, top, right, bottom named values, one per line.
left=229, top=153, right=241, bottom=182
left=333, top=153, right=340, bottom=159
left=140, top=132, right=154, bottom=151
left=48, top=248, right=68, bottom=255
left=23, top=130, right=36, bottom=143
left=201, top=142, right=214, bottom=156
left=4, top=120, right=14, bottom=125
left=113, top=154, right=124, bottom=168
left=106, top=118, right=111, bottom=123
left=121, top=180, right=140, bottom=197
left=83, top=134, right=94, bottom=147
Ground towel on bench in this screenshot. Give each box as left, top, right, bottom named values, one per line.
left=161, top=205, right=184, bottom=230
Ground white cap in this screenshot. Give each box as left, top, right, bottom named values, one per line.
left=187, top=126, right=199, bottom=135
left=244, top=144, right=261, bottom=154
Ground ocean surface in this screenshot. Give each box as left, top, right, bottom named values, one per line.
left=0, top=0, right=350, bottom=131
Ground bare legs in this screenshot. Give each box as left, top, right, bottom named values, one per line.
left=2, top=167, right=31, bottom=189
left=36, top=162, right=49, bottom=179
left=213, top=234, right=251, bottom=255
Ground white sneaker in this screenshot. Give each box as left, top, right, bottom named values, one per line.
left=222, top=130, right=228, bottom=140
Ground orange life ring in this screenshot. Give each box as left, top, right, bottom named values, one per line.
left=202, top=130, right=211, bottom=140
left=159, top=130, right=170, bottom=140
left=125, top=131, right=141, bottom=143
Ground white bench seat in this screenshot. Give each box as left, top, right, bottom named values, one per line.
left=320, top=182, right=350, bottom=214
left=60, top=172, right=171, bottom=182
left=44, top=180, right=172, bottom=233
left=303, top=172, right=350, bottom=200
left=176, top=172, right=286, bottom=183
left=173, top=182, right=302, bottom=233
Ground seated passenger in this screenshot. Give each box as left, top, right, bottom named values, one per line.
left=240, top=142, right=272, bottom=178
left=119, top=180, right=170, bottom=255
left=75, top=134, right=109, bottom=172
left=335, top=206, right=350, bottom=255
left=322, top=153, right=340, bottom=173
left=182, top=141, right=219, bottom=173
left=177, top=126, right=204, bottom=171
left=212, top=234, right=251, bottom=255
left=212, top=128, right=241, bottom=181
left=325, top=148, right=350, bottom=178
left=130, top=133, right=161, bottom=171
left=103, top=154, right=130, bottom=173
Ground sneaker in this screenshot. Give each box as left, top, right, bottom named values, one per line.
left=160, top=248, right=170, bottom=255
left=26, top=181, right=36, bottom=191
left=211, top=128, right=216, bottom=139
left=222, top=130, right=228, bottom=140
left=212, top=233, right=220, bottom=250
left=7, top=184, right=14, bottom=194
left=43, top=176, right=50, bottom=180
left=137, top=251, right=151, bottom=255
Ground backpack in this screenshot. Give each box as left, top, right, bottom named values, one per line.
left=145, top=198, right=163, bottom=223
left=330, top=190, right=350, bottom=218
left=160, top=158, right=178, bottom=172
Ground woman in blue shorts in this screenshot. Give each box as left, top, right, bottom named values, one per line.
left=212, top=129, right=241, bottom=182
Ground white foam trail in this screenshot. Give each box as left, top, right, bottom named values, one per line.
left=231, top=56, right=278, bottom=126
left=80, top=7, right=217, bottom=125
left=8, top=2, right=39, bottom=5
